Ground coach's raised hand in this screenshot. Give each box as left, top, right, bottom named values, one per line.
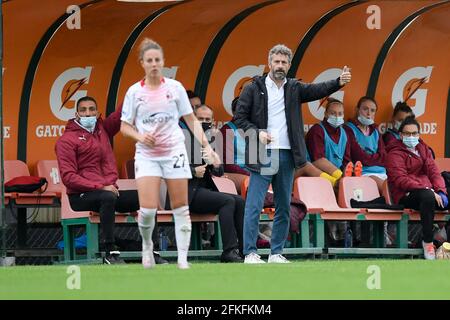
left=339, top=66, right=352, bottom=86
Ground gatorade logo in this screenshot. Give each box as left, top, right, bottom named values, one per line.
left=222, top=65, right=265, bottom=116
left=307, top=68, right=345, bottom=120
left=49, top=66, right=92, bottom=121
left=391, top=66, right=433, bottom=118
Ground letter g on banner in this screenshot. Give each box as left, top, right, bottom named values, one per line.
left=50, top=66, right=92, bottom=121
left=392, top=66, right=433, bottom=118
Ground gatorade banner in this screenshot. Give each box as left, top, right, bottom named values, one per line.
left=204, top=0, right=348, bottom=127
left=112, top=0, right=265, bottom=167
left=372, top=3, right=450, bottom=156
left=296, top=0, right=435, bottom=130
left=3, top=0, right=87, bottom=161
left=2, top=0, right=449, bottom=171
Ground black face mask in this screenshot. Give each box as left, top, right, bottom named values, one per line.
left=201, top=122, right=212, bottom=133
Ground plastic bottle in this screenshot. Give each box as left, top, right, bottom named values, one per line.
left=344, top=227, right=353, bottom=248
left=159, top=232, right=168, bottom=251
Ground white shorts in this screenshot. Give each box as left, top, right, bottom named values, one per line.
left=134, top=153, right=192, bottom=180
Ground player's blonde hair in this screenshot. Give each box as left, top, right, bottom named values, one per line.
left=139, top=38, right=163, bottom=60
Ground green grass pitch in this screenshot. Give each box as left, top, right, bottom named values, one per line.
left=1, top=259, right=450, bottom=300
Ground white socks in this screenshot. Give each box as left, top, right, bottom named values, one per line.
left=173, top=205, right=191, bottom=268
left=138, top=208, right=156, bottom=251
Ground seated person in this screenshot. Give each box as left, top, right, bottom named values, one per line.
left=306, top=97, right=353, bottom=185
left=383, top=101, right=414, bottom=147
left=306, top=97, right=355, bottom=245
left=182, top=104, right=245, bottom=263
left=344, top=96, right=387, bottom=191
left=56, top=96, right=167, bottom=264
left=386, top=116, right=448, bottom=260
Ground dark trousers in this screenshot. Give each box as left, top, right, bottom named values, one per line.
left=69, top=190, right=157, bottom=250
left=190, top=188, right=244, bottom=253
left=400, top=189, right=436, bottom=243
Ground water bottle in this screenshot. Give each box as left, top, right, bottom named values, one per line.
left=344, top=227, right=353, bottom=248
left=159, top=232, right=168, bottom=251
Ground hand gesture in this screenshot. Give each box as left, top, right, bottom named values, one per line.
left=259, top=131, right=273, bottom=145
left=102, top=185, right=119, bottom=197
left=434, top=192, right=444, bottom=209
left=194, top=164, right=208, bottom=178
left=339, top=66, right=352, bottom=86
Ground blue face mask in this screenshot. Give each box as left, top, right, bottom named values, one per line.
left=78, top=116, right=97, bottom=131
left=327, top=115, right=344, bottom=128
left=358, top=115, right=374, bottom=126
left=402, top=136, right=419, bottom=148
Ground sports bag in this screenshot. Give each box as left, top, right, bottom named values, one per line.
left=5, top=176, right=48, bottom=193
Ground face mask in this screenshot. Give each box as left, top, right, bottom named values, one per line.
left=327, top=115, right=344, bottom=128
left=201, top=122, right=212, bottom=133
left=79, top=116, right=97, bottom=131
left=358, top=115, right=374, bottom=126
left=402, top=136, right=419, bottom=148
left=394, top=121, right=402, bottom=131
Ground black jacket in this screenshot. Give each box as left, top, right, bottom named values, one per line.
left=234, top=74, right=342, bottom=172
left=184, top=121, right=224, bottom=205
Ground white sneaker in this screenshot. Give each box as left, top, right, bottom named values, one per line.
left=244, top=252, right=266, bottom=264
left=268, top=254, right=291, bottom=263
left=422, top=241, right=436, bottom=260
left=142, top=243, right=155, bottom=269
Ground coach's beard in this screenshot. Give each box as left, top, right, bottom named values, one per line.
left=272, top=69, right=286, bottom=81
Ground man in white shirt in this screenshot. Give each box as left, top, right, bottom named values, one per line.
left=235, top=44, right=351, bottom=263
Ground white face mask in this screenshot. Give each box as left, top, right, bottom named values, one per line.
left=327, top=115, right=345, bottom=128
left=358, top=115, right=374, bottom=126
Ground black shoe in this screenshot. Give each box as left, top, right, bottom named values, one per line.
left=153, top=251, right=169, bottom=265
left=104, top=251, right=125, bottom=265
left=220, top=249, right=244, bottom=263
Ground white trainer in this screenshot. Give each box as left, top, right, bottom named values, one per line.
left=268, top=254, right=291, bottom=263
left=422, top=241, right=436, bottom=260
left=244, top=252, right=266, bottom=264
left=142, top=243, right=155, bottom=269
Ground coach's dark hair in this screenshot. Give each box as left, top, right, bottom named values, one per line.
left=76, top=96, right=97, bottom=111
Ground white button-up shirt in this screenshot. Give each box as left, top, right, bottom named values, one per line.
left=265, top=75, right=291, bottom=149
